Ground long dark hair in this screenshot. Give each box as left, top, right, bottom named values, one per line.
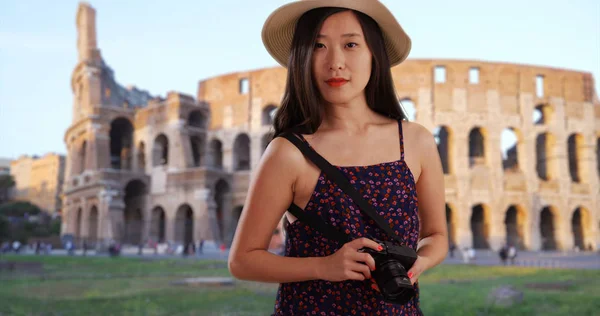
left=272, top=7, right=407, bottom=137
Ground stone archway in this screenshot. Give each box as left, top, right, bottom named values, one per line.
left=262, top=105, right=277, bottom=126
left=214, top=179, right=231, bottom=241
left=468, top=127, right=486, bottom=167
left=504, top=205, right=526, bottom=250
left=208, top=139, right=223, bottom=169
left=233, top=134, right=251, bottom=171
left=150, top=206, right=166, bottom=243
left=153, top=134, right=169, bottom=166
left=501, top=128, right=520, bottom=171
left=540, top=206, right=558, bottom=250
left=536, top=133, right=556, bottom=181
left=567, top=134, right=585, bottom=183
left=88, top=206, right=99, bottom=244
left=110, top=117, right=134, bottom=170
left=399, top=98, right=416, bottom=121
left=445, top=204, right=456, bottom=246
left=123, top=180, right=147, bottom=245
left=470, top=204, right=490, bottom=249
left=434, top=126, right=452, bottom=174
left=572, top=206, right=592, bottom=251
left=175, top=204, right=194, bottom=246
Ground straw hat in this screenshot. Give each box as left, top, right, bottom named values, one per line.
left=261, top=0, right=412, bottom=68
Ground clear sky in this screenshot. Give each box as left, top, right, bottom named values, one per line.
left=1, top=0, right=598, bottom=159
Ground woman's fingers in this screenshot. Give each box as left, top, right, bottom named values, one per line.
left=350, top=251, right=376, bottom=271
left=350, top=237, right=382, bottom=253
left=349, top=262, right=372, bottom=279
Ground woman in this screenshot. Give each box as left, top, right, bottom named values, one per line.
left=228, top=1, right=448, bottom=314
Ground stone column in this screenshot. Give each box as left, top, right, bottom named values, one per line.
left=165, top=213, right=177, bottom=244
left=141, top=194, right=152, bottom=244
left=251, top=133, right=262, bottom=171
left=168, top=120, right=188, bottom=171
left=87, top=124, right=101, bottom=171
left=223, top=139, right=234, bottom=173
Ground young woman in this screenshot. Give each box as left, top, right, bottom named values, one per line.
left=228, top=1, right=448, bottom=314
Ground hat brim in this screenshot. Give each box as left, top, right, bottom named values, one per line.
left=261, top=0, right=411, bottom=68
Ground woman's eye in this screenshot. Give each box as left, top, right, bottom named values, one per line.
left=315, top=43, right=325, bottom=49
left=346, top=42, right=358, bottom=48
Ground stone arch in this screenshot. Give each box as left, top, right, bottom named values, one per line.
left=150, top=206, right=166, bottom=243
left=468, top=127, right=487, bottom=167
left=123, top=179, right=147, bottom=245
left=262, top=104, right=278, bottom=126
left=190, top=135, right=204, bottom=167
left=109, top=117, right=134, bottom=170
left=137, top=141, right=146, bottom=171
left=445, top=203, right=456, bottom=246
left=88, top=205, right=99, bottom=244
left=188, top=110, right=207, bottom=129
left=536, top=132, right=556, bottom=180
left=501, top=127, right=521, bottom=171
left=153, top=134, right=169, bottom=166
left=504, top=205, right=527, bottom=249
left=433, top=126, right=452, bottom=174
left=208, top=139, right=223, bottom=169
left=470, top=203, right=490, bottom=249
left=540, top=206, right=559, bottom=250
left=233, top=133, right=251, bottom=171
left=214, top=179, right=230, bottom=241
left=571, top=206, right=592, bottom=251
left=567, top=133, right=585, bottom=183
left=399, top=98, right=416, bottom=121
left=533, top=104, right=553, bottom=125
left=175, top=204, right=194, bottom=246
left=262, top=132, right=274, bottom=154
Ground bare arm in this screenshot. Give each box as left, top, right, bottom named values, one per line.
left=228, top=137, right=382, bottom=283
left=414, top=124, right=449, bottom=271
left=228, top=137, right=320, bottom=283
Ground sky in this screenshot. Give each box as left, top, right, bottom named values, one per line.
left=0, top=0, right=599, bottom=160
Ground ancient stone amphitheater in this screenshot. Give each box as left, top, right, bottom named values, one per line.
left=61, top=3, right=599, bottom=253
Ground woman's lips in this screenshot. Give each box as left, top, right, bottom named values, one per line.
left=326, top=78, right=349, bottom=87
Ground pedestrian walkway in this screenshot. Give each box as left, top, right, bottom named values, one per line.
left=443, top=250, right=600, bottom=270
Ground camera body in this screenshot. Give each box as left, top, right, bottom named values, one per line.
left=360, top=240, right=418, bottom=305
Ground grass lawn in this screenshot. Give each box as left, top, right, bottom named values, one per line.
left=1, top=254, right=598, bottom=315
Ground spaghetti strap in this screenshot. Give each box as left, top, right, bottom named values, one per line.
left=398, top=119, right=405, bottom=161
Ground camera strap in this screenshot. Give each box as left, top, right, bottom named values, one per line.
left=280, top=132, right=405, bottom=245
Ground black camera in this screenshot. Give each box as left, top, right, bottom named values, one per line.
left=360, top=240, right=418, bottom=305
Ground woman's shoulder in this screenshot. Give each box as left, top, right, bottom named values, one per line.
left=400, top=120, right=439, bottom=162
left=401, top=120, right=435, bottom=142
left=262, top=134, right=308, bottom=169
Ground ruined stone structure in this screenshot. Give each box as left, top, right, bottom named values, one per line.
left=198, top=61, right=600, bottom=252
left=10, top=153, right=66, bottom=215
left=64, top=3, right=599, bottom=252
left=62, top=3, right=283, bottom=251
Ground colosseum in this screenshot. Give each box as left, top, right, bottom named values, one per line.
left=61, top=2, right=599, bottom=253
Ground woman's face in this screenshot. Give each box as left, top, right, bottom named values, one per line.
left=311, top=10, right=372, bottom=106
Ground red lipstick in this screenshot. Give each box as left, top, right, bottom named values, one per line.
left=326, top=77, right=348, bottom=87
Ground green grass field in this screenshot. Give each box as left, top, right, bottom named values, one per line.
left=1, top=255, right=598, bottom=315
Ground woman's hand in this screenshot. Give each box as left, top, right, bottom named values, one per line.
left=407, top=255, right=432, bottom=285
left=317, top=237, right=382, bottom=282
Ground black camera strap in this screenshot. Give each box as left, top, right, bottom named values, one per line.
left=280, top=132, right=404, bottom=245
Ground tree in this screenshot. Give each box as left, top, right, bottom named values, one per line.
left=0, top=174, right=15, bottom=204
left=0, top=215, right=10, bottom=242
left=0, top=201, right=41, bottom=217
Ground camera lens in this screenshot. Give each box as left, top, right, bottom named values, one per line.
left=377, top=259, right=415, bottom=304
